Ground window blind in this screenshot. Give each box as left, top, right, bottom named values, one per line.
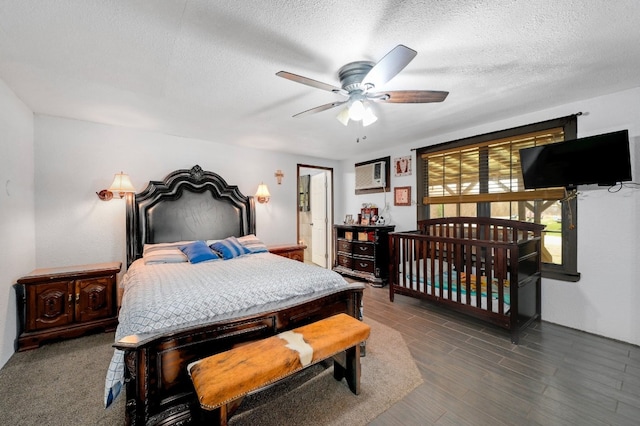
left=422, top=128, right=567, bottom=205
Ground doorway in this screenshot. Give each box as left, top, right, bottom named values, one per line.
left=297, top=164, right=333, bottom=268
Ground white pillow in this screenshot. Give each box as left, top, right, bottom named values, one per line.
left=142, top=241, right=192, bottom=264
left=237, top=234, right=268, bottom=253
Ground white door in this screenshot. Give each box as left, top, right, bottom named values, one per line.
left=310, top=172, right=327, bottom=267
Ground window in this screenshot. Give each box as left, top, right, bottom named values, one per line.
left=416, top=115, right=580, bottom=281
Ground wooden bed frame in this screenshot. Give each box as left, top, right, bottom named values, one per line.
left=113, top=165, right=364, bottom=425
left=388, top=217, right=544, bottom=344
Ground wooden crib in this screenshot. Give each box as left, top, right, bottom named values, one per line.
left=388, top=217, right=544, bottom=343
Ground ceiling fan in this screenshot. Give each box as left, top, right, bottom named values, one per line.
left=276, top=44, right=449, bottom=127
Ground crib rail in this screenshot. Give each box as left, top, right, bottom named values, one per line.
left=391, top=233, right=513, bottom=314
left=388, top=217, right=544, bottom=343
left=417, top=216, right=543, bottom=243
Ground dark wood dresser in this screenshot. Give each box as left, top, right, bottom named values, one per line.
left=15, top=262, right=121, bottom=351
left=333, top=224, right=395, bottom=286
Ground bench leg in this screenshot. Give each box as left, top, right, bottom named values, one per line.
left=198, top=406, right=225, bottom=426
left=333, top=345, right=361, bottom=394
left=199, top=396, right=244, bottom=425
left=216, top=404, right=226, bottom=426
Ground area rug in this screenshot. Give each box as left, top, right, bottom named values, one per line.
left=229, top=317, right=423, bottom=425
left=0, top=317, right=421, bottom=425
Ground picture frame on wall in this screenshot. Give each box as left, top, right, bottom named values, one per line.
left=394, top=186, right=411, bottom=206
left=394, top=156, right=412, bottom=176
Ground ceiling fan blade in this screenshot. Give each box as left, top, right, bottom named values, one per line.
left=276, top=71, right=347, bottom=95
left=292, top=101, right=347, bottom=118
left=371, top=90, right=449, bottom=103
left=362, top=45, right=417, bottom=89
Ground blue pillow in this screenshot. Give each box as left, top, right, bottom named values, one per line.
left=210, top=236, right=251, bottom=260
left=179, top=241, right=219, bottom=264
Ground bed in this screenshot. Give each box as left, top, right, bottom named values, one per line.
left=106, top=165, right=364, bottom=425
left=388, top=217, right=544, bottom=344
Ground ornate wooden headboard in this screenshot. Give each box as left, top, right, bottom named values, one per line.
left=125, top=165, right=256, bottom=267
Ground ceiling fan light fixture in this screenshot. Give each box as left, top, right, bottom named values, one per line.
left=362, top=106, right=378, bottom=127
left=348, top=99, right=366, bottom=121
left=336, top=106, right=350, bottom=126
left=336, top=100, right=377, bottom=127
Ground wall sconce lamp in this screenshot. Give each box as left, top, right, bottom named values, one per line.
left=97, top=172, right=136, bottom=201
left=255, top=182, right=271, bottom=204
left=274, top=169, right=284, bottom=185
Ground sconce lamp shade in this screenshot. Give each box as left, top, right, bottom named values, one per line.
left=108, top=172, right=136, bottom=198
left=255, top=183, right=271, bottom=203
left=96, top=172, right=136, bottom=200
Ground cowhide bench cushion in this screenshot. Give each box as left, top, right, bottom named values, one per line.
left=188, top=313, right=371, bottom=425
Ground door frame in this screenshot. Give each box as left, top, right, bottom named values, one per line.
left=297, top=164, right=334, bottom=268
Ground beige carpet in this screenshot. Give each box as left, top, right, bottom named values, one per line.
left=0, top=317, right=421, bottom=425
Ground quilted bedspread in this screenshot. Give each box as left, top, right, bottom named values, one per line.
left=104, top=252, right=349, bottom=407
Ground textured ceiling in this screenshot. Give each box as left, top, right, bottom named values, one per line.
left=1, top=0, right=639, bottom=159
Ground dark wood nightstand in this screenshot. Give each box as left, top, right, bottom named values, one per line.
left=267, top=244, right=307, bottom=262
left=15, top=262, right=121, bottom=351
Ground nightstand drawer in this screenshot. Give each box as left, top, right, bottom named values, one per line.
left=268, top=244, right=307, bottom=262
left=337, top=254, right=353, bottom=269
left=352, top=242, right=374, bottom=258
left=337, top=239, right=352, bottom=253
left=352, top=256, right=375, bottom=274
left=31, top=280, right=74, bottom=331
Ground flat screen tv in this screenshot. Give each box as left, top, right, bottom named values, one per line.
left=519, top=129, right=632, bottom=190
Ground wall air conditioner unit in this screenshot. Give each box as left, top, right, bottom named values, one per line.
left=355, top=161, right=386, bottom=190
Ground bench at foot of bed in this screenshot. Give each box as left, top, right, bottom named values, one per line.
left=188, top=313, right=371, bottom=426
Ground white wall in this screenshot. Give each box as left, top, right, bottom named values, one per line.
left=33, top=116, right=342, bottom=270
left=340, top=152, right=418, bottom=232
left=0, top=79, right=35, bottom=367
left=341, top=87, right=640, bottom=346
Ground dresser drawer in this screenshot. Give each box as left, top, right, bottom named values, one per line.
left=336, top=254, right=353, bottom=269
left=352, top=256, right=375, bottom=274
left=337, top=239, right=352, bottom=253
left=352, top=242, right=375, bottom=258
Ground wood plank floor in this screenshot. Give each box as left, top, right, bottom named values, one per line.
left=359, top=283, right=640, bottom=426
